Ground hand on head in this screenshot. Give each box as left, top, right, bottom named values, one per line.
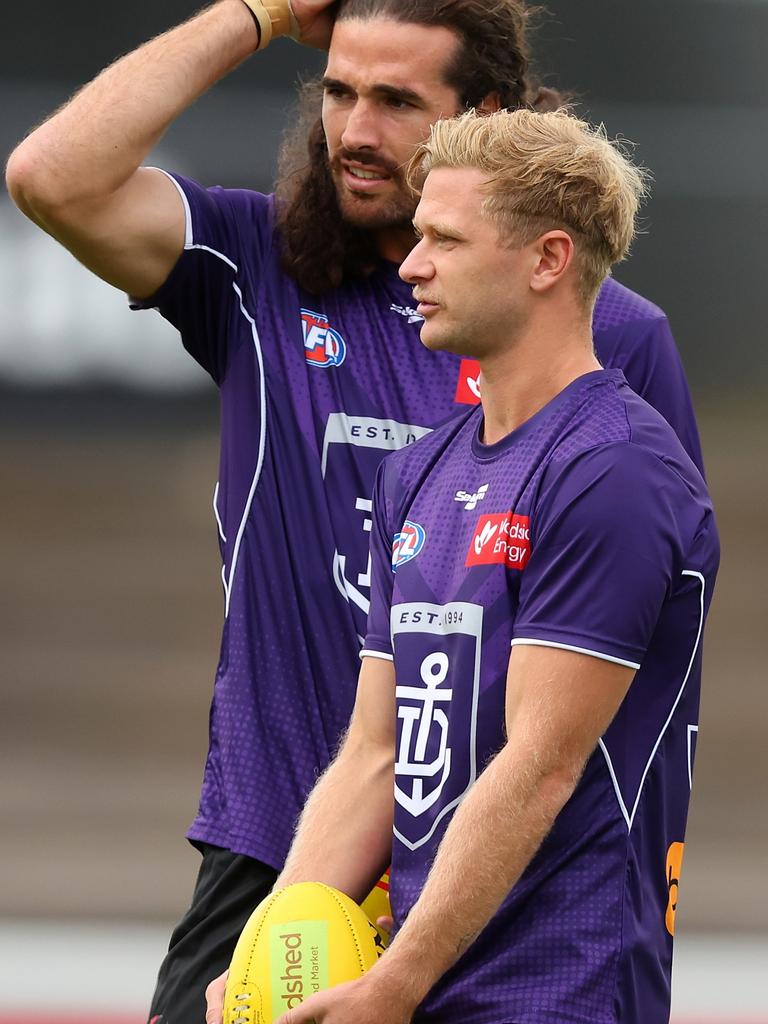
left=290, top=0, right=338, bottom=48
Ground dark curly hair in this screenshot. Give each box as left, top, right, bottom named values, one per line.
left=275, top=0, right=562, bottom=293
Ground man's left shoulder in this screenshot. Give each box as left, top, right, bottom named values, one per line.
left=551, top=375, right=703, bottom=492
left=593, top=276, right=667, bottom=334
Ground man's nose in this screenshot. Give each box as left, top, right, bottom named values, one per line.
left=341, top=99, right=382, bottom=152
left=399, top=240, right=433, bottom=284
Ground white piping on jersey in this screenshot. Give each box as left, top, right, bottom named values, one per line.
left=598, top=570, right=706, bottom=831
left=222, top=281, right=268, bottom=618
left=151, top=167, right=193, bottom=247
left=190, top=244, right=238, bottom=270
left=152, top=167, right=238, bottom=270
left=212, top=481, right=227, bottom=543
left=687, top=724, right=699, bottom=790
left=147, top=174, right=268, bottom=619
left=625, top=570, right=705, bottom=827
left=359, top=649, right=395, bottom=661
left=510, top=637, right=641, bottom=671
left=597, top=739, right=632, bottom=829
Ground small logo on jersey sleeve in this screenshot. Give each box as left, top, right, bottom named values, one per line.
left=301, top=308, right=347, bottom=367
left=392, top=521, right=426, bottom=572
left=465, top=512, right=531, bottom=570
left=454, top=358, right=482, bottom=405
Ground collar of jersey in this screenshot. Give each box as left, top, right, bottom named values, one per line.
left=469, top=367, right=625, bottom=462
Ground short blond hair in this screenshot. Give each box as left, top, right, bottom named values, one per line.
left=407, top=109, right=650, bottom=304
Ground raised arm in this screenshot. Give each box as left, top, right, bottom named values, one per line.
left=5, top=0, right=335, bottom=299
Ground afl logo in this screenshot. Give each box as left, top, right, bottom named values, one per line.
left=301, top=308, right=347, bottom=368
left=392, top=521, right=426, bottom=572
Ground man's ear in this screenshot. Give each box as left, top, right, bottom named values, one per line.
left=476, top=92, right=502, bottom=115
left=530, top=231, right=575, bottom=294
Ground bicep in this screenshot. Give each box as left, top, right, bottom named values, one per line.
left=504, top=645, right=634, bottom=776
left=32, top=167, right=186, bottom=298
left=347, top=656, right=397, bottom=755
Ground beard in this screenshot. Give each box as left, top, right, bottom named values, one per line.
left=329, top=151, right=417, bottom=231
left=334, top=184, right=416, bottom=231
left=275, top=87, right=418, bottom=292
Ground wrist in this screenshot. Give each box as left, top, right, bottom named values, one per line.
left=368, top=947, right=432, bottom=1011
left=239, top=0, right=299, bottom=49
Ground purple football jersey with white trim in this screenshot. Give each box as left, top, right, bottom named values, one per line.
left=134, top=174, right=705, bottom=870
left=364, top=369, right=719, bottom=1024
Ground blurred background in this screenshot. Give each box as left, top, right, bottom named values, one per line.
left=1, top=0, right=765, bottom=1019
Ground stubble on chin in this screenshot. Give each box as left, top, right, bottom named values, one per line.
left=419, top=320, right=457, bottom=354
left=334, top=178, right=416, bottom=231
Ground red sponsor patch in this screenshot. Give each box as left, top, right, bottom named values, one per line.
left=465, top=512, right=531, bottom=570
left=454, top=358, right=482, bottom=405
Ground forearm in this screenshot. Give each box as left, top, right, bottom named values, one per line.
left=373, top=743, right=577, bottom=1006
left=277, top=732, right=394, bottom=903
left=8, top=1, right=256, bottom=211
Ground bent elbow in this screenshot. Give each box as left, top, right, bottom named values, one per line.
left=537, top=759, right=584, bottom=818
left=5, top=146, right=36, bottom=217
left=6, top=142, right=72, bottom=227
left=6, top=145, right=51, bottom=223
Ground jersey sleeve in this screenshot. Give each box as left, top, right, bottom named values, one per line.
left=362, top=461, right=396, bottom=660
left=130, top=170, right=274, bottom=385
left=512, top=443, right=689, bottom=669
left=598, top=313, right=705, bottom=476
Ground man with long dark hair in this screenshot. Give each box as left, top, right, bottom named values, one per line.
left=6, top=1, right=704, bottom=1019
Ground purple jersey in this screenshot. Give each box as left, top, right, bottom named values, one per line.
left=134, top=173, right=704, bottom=870
left=363, top=370, right=719, bottom=1024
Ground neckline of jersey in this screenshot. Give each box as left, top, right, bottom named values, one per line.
left=469, top=367, right=625, bottom=462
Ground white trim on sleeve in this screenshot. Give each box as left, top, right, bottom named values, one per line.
left=150, top=167, right=193, bottom=248
left=510, top=637, right=641, bottom=671
left=359, top=649, right=394, bottom=662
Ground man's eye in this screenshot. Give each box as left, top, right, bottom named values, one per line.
left=386, top=97, right=411, bottom=110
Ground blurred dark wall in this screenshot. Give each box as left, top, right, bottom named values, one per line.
left=2, top=0, right=767, bottom=399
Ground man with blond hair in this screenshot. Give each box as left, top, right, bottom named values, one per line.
left=207, top=110, right=719, bottom=1024
left=7, top=0, right=705, bottom=1017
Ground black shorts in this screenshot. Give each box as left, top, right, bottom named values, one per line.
left=147, top=841, right=278, bottom=1024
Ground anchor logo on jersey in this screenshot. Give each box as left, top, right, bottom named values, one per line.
left=391, top=604, right=482, bottom=851
left=301, top=308, right=347, bottom=368
left=392, top=521, right=426, bottom=572
left=395, top=652, right=453, bottom=819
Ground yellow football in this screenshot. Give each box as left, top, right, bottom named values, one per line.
left=223, top=881, right=384, bottom=1024
left=361, top=868, right=392, bottom=946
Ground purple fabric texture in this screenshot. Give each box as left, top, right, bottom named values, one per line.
left=364, top=370, right=719, bottom=1024
left=133, top=175, right=706, bottom=884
